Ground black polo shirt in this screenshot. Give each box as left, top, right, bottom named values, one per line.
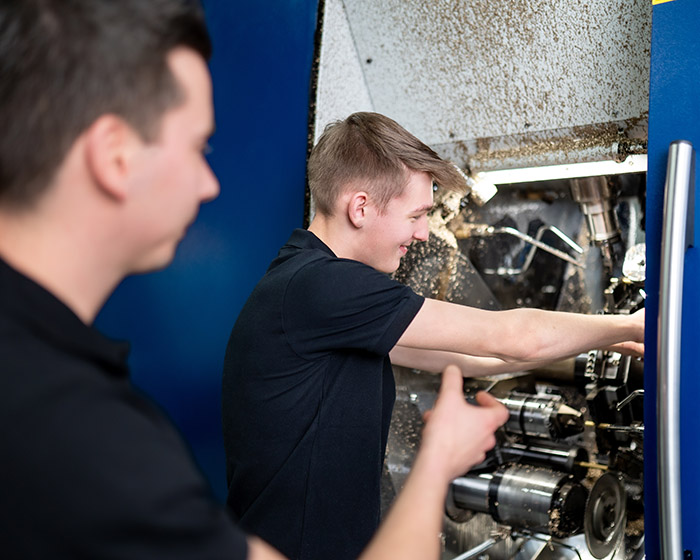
left=0, top=257, right=248, bottom=559
left=222, top=229, right=424, bottom=560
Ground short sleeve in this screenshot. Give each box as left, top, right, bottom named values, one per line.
left=283, top=257, right=424, bottom=358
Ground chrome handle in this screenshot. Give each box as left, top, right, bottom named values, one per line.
left=658, top=139, right=695, bottom=560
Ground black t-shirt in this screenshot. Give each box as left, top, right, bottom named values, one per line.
left=222, top=229, right=424, bottom=560
left=0, top=258, right=248, bottom=559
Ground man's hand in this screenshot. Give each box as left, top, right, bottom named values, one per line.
left=357, top=365, right=508, bottom=560
left=604, top=308, right=645, bottom=357
left=604, top=340, right=644, bottom=357
left=421, top=365, right=509, bottom=481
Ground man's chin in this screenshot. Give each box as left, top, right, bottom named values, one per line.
left=129, top=245, right=178, bottom=275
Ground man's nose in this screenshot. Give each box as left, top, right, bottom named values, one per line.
left=200, top=163, right=220, bottom=203
left=414, top=216, right=429, bottom=241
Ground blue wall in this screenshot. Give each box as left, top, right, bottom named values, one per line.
left=96, top=0, right=318, bottom=502
left=646, top=0, right=700, bottom=557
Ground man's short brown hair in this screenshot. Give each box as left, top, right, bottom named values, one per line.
left=0, top=0, right=211, bottom=209
left=308, top=112, right=465, bottom=216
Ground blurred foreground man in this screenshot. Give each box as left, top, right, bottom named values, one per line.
left=0, top=2, right=508, bottom=559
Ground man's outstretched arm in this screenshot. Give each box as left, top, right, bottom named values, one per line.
left=397, top=299, right=644, bottom=363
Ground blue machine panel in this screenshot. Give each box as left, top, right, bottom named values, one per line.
left=646, top=0, right=700, bottom=557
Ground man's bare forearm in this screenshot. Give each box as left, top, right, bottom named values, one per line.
left=390, top=345, right=546, bottom=376
left=357, top=449, right=448, bottom=560
left=397, top=299, right=644, bottom=363
left=358, top=367, right=508, bottom=560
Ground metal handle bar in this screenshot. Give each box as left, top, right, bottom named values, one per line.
left=657, top=139, right=695, bottom=560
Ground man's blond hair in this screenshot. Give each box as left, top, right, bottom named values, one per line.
left=308, top=112, right=465, bottom=216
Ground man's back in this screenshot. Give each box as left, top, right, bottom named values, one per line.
left=0, top=258, right=247, bottom=559
left=222, top=229, right=424, bottom=560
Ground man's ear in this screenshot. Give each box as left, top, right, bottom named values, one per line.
left=347, top=191, right=369, bottom=228
left=84, top=114, right=141, bottom=201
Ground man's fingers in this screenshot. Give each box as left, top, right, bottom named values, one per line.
left=474, top=391, right=499, bottom=407
left=438, top=364, right=463, bottom=396
left=475, top=391, right=509, bottom=424
left=423, top=366, right=462, bottom=422
left=604, top=341, right=645, bottom=357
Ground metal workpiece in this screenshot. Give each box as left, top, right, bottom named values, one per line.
left=657, top=140, right=695, bottom=560
left=498, top=442, right=589, bottom=479
left=450, top=466, right=589, bottom=538
left=499, top=392, right=585, bottom=440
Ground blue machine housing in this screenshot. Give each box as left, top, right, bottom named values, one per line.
left=646, top=0, right=700, bottom=557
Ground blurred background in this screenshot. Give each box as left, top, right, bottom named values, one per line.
left=96, top=0, right=319, bottom=502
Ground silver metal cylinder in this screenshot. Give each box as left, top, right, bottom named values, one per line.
left=451, top=474, right=492, bottom=513
left=499, top=442, right=589, bottom=479
left=450, top=466, right=588, bottom=538
left=657, top=140, right=694, bottom=560
left=496, top=467, right=565, bottom=530
left=570, top=176, right=621, bottom=245
left=499, top=392, right=583, bottom=440
left=501, top=394, right=557, bottom=438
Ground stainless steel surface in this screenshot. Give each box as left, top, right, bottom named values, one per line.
left=315, top=0, right=651, bottom=171
left=337, top=0, right=650, bottom=146
left=657, top=140, right=695, bottom=560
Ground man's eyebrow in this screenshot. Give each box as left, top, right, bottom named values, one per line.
left=411, top=204, right=434, bottom=214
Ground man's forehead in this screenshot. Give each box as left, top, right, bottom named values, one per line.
left=165, top=47, right=214, bottom=127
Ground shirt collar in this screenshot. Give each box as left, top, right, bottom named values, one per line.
left=284, top=228, right=337, bottom=257
left=0, top=257, right=130, bottom=377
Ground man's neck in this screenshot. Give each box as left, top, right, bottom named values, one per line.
left=0, top=209, right=119, bottom=324
left=307, top=214, right=358, bottom=262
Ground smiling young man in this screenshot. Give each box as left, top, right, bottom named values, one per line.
left=222, top=111, right=645, bottom=560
